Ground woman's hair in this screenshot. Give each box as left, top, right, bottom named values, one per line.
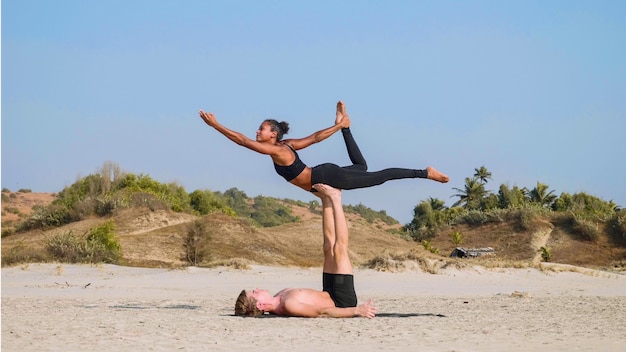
left=264, top=119, right=289, bottom=141
left=234, top=290, right=264, bottom=317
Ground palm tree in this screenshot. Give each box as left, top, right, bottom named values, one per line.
left=452, top=177, right=487, bottom=209
left=528, top=182, right=557, bottom=208
left=427, top=197, right=446, bottom=211
left=474, top=165, right=492, bottom=184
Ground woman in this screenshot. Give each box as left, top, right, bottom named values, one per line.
left=198, top=101, right=449, bottom=193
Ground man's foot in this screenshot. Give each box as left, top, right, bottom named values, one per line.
left=426, top=166, right=450, bottom=183
left=336, top=101, right=351, bottom=128
left=312, top=183, right=342, bottom=199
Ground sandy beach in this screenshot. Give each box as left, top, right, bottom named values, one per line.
left=2, top=263, right=625, bottom=352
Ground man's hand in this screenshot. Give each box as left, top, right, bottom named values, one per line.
left=199, top=110, right=217, bottom=127
left=355, top=300, right=377, bottom=318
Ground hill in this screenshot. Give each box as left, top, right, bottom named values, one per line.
left=2, top=191, right=625, bottom=271
left=1, top=191, right=419, bottom=268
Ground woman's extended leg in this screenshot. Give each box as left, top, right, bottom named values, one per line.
left=311, top=163, right=448, bottom=190
left=309, top=101, right=449, bottom=190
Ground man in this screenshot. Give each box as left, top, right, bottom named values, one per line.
left=234, top=183, right=377, bottom=318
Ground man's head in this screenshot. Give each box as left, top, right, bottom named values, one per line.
left=234, top=289, right=264, bottom=317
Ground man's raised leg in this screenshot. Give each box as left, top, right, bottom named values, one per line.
left=318, top=189, right=337, bottom=273
left=312, top=183, right=352, bottom=275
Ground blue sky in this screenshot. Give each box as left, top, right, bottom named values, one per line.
left=2, top=0, right=625, bottom=224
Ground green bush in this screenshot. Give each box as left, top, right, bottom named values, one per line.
left=45, top=231, right=86, bottom=263
left=459, top=210, right=489, bottom=226
left=222, top=188, right=252, bottom=217
left=17, top=204, right=73, bottom=232
left=553, top=192, right=615, bottom=221
left=538, top=246, right=551, bottom=262
left=404, top=199, right=465, bottom=242
left=86, top=221, right=121, bottom=261
left=405, top=200, right=442, bottom=231
left=405, top=226, right=437, bottom=242
left=450, top=231, right=464, bottom=246
left=115, top=174, right=190, bottom=212
left=4, top=207, right=21, bottom=215
left=421, top=240, right=439, bottom=254
left=607, top=209, right=626, bottom=246
left=40, top=166, right=191, bottom=230
left=45, top=221, right=122, bottom=264
left=250, top=195, right=299, bottom=227
left=512, top=207, right=541, bottom=232
left=344, top=203, right=398, bottom=225
left=189, top=190, right=235, bottom=216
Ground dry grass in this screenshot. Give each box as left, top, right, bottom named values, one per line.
left=1, top=191, right=56, bottom=222
left=361, top=249, right=445, bottom=274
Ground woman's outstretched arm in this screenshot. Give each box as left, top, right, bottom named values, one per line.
left=199, top=110, right=279, bottom=155
left=285, top=114, right=350, bottom=151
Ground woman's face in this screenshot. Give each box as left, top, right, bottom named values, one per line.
left=256, top=122, right=275, bottom=142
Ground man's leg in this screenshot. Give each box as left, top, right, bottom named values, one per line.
left=313, top=183, right=352, bottom=274
left=319, top=191, right=337, bottom=273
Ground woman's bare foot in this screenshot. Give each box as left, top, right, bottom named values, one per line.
left=336, top=100, right=351, bottom=128
left=426, top=166, right=450, bottom=183
left=312, top=183, right=342, bottom=199
left=335, top=101, right=344, bottom=123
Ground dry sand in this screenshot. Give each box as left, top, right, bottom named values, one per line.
left=2, top=263, right=625, bottom=352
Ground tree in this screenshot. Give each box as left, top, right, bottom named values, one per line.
left=452, top=177, right=487, bottom=209
left=528, top=182, right=557, bottom=208
left=427, top=197, right=446, bottom=211
left=223, top=188, right=251, bottom=217
left=404, top=200, right=438, bottom=241
left=498, top=184, right=527, bottom=208
left=474, top=165, right=492, bottom=184
left=190, top=190, right=223, bottom=215
left=99, top=161, right=125, bottom=194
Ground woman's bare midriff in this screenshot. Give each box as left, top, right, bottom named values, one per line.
left=289, top=167, right=313, bottom=191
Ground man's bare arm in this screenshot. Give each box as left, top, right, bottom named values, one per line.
left=320, top=301, right=377, bottom=319
left=283, top=300, right=376, bottom=318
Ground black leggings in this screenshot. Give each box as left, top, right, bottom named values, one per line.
left=310, top=128, right=428, bottom=190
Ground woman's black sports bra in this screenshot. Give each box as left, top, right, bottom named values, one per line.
left=274, top=144, right=307, bottom=181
